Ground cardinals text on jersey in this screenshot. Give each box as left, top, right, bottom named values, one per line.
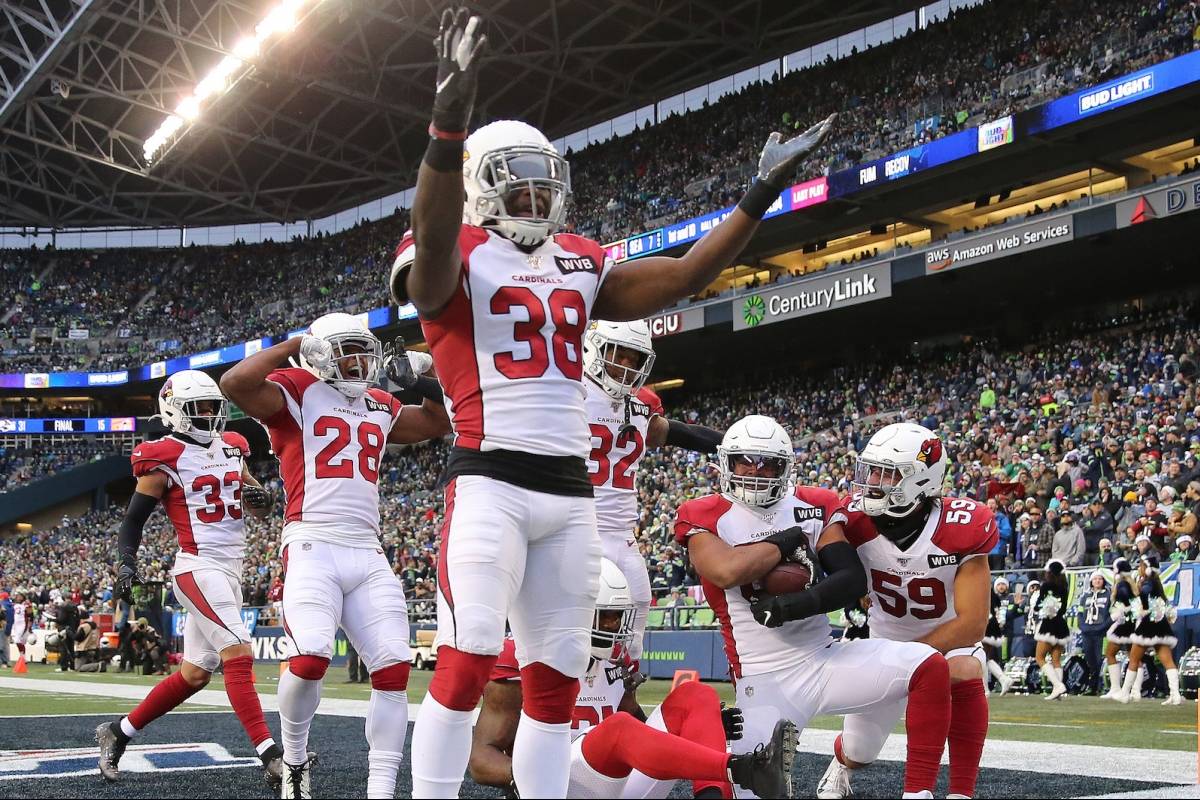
left=842, top=494, right=998, bottom=642
left=491, top=638, right=624, bottom=740
left=131, top=431, right=250, bottom=561
left=674, top=486, right=848, bottom=677
left=396, top=225, right=611, bottom=459
left=262, top=367, right=402, bottom=547
left=586, top=381, right=663, bottom=534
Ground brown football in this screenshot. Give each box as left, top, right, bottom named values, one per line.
left=762, top=562, right=814, bottom=595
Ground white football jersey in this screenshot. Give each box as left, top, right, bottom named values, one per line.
left=843, top=494, right=997, bottom=642
left=262, top=368, right=403, bottom=548
left=585, top=379, right=663, bottom=535
left=396, top=225, right=611, bottom=458
left=674, top=486, right=848, bottom=678
left=132, top=432, right=250, bottom=562
left=11, top=602, right=29, bottom=635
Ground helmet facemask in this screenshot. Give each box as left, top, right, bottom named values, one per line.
left=852, top=456, right=920, bottom=518
left=591, top=604, right=636, bottom=662
left=159, top=379, right=227, bottom=444
left=470, top=145, right=571, bottom=247
left=720, top=451, right=793, bottom=507
left=592, top=339, right=655, bottom=399
left=321, top=332, right=383, bottom=399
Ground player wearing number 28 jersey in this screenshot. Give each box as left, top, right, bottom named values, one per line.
left=219, top=313, right=450, bottom=799
left=396, top=10, right=835, bottom=797
left=818, top=423, right=996, bottom=800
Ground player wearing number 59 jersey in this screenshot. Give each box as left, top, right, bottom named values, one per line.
left=220, top=312, right=450, bottom=800
left=583, top=320, right=723, bottom=661
left=96, top=370, right=285, bottom=789
left=395, top=10, right=834, bottom=797
left=818, top=423, right=996, bottom=800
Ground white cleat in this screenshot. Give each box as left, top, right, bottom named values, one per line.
left=1163, top=695, right=1184, bottom=706
left=998, top=675, right=1014, bottom=695
left=281, top=759, right=312, bottom=799
left=817, top=756, right=853, bottom=798
left=1045, top=683, right=1067, bottom=701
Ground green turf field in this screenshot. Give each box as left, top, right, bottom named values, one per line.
left=3, top=662, right=1195, bottom=753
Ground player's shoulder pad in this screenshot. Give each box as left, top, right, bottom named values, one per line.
left=552, top=232, right=609, bottom=278
left=932, top=498, right=999, bottom=557
left=490, top=638, right=521, bottom=683
left=673, top=493, right=733, bottom=545
left=838, top=492, right=879, bottom=548
left=267, top=367, right=321, bottom=405
left=130, top=437, right=185, bottom=477
left=365, top=387, right=402, bottom=417
left=220, top=431, right=251, bottom=457
left=635, top=387, right=664, bottom=416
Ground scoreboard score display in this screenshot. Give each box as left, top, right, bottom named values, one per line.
left=0, top=417, right=136, bottom=434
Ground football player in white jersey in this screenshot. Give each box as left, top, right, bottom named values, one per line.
left=95, top=370, right=284, bottom=788
left=582, top=319, right=722, bottom=661
left=468, top=559, right=793, bottom=799
left=817, top=423, right=996, bottom=800
left=220, top=313, right=449, bottom=799
left=8, top=589, right=32, bottom=661
left=675, top=415, right=952, bottom=800
left=395, top=11, right=834, bottom=796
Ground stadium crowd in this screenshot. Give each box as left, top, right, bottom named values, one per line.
left=4, top=300, right=1200, bottom=629
left=2, top=0, right=1197, bottom=374
left=0, top=441, right=120, bottom=494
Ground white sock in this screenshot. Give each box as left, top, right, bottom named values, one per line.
left=1120, top=668, right=1138, bottom=696
left=512, top=712, right=572, bottom=798
left=1050, top=666, right=1066, bottom=690
left=1133, top=666, right=1146, bottom=696
left=410, top=695, right=473, bottom=798
left=366, top=690, right=409, bottom=799
left=987, top=660, right=1006, bottom=685
left=255, top=738, right=277, bottom=757
left=1167, top=668, right=1181, bottom=698
left=119, top=716, right=139, bottom=738
left=278, top=670, right=323, bottom=766
left=1106, top=664, right=1122, bottom=694
left=629, top=597, right=651, bottom=662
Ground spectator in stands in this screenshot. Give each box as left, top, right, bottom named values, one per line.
left=1082, top=498, right=1116, bottom=561
left=1171, top=534, right=1197, bottom=564
left=1052, top=511, right=1086, bottom=567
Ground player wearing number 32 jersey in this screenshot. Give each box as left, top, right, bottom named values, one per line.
left=394, top=10, right=835, bottom=797
left=818, top=423, right=996, bottom=800
left=220, top=313, right=450, bottom=799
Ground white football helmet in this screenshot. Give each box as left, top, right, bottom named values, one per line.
left=591, top=557, right=636, bottom=661
left=300, top=312, right=382, bottom=399
left=464, top=120, right=571, bottom=247
left=157, top=369, right=227, bottom=444
left=852, top=422, right=948, bottom=518
left=582, top=320, right=656, bottom=399
left=718, top=415, right=795, bottom=507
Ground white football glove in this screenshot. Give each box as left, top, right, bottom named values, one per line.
left=755, top=113, right=836, bottom=186
left=300, top=334, right=334, bottom=378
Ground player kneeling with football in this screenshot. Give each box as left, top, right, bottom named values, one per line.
left=469, top=558, right=792, bottom=799
left=677, top=416, right=951, bottom=799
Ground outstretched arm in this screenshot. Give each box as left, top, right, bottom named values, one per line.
left=646, top=414, right=722, bottom=451
left=403, top=10, right=487, bottom=317
left=592, top=114, right=834, bottom=321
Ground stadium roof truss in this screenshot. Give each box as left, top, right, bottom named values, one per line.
left=0, top=0, right=920, bottom=230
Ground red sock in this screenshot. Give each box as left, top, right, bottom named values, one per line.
left=902, top=654, right=950, bottom=794
left=580, top=712, right=730, bottom=783
left=127, top=671, right=204, bottom=731
left=661, top=681, right=734, bottom=797
left=224, top=656, right=272, bottom=747
left=948, top=679, right=987, bottom=797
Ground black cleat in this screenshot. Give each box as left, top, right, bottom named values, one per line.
left=728, top=719, right=798, bottom=799
left=95, top=722, right=129, bottom=782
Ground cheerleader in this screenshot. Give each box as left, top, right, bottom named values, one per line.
left=1117, top=552, right=1182, bottom=705
left=1101, top=558, right=1137, bottom=700
left=1034, top=560, right=1071, bottom=700
left=984, top=576, right=1014, bottom=694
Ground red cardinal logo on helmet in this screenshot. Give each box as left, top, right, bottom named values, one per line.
left=915, top=437, right=942, bottom=465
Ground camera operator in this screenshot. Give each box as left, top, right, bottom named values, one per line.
left=129, top=617, right=168, bottom=675
left=55, top=601, right=80, bottom=672
left=73, top=614, right=108, bottom=673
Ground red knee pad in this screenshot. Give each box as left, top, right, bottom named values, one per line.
left=289, top=655, right=330, bottom=681
left=429, top=647, right=496, bottom=711
left=371, top=662, right=412, bottom=691
left=520, top=662, right=580, bottom=724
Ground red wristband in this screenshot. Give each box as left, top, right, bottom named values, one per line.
left=428, top=123, right=468, bottom=141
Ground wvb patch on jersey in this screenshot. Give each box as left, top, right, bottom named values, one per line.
left=928, top=553, right=959, bottom=568
left=554, top=255, right=600, bottom=275
left=0, top=742, right=257, bottom=780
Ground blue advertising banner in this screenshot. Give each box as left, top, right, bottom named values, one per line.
left=247, top=625, right=350, bottom=665
left=827, top=128, right=978, bottom=198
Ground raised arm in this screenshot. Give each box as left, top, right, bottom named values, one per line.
left=402, top=10, right=487, bottom=317
left=218, top=337, right=302, bottom=421
left=388, top=398, right=451, bottom=445
left=592, top=114, right=834, bottom=322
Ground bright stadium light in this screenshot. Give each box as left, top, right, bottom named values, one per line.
left=142, top=0, right=322, bottom=163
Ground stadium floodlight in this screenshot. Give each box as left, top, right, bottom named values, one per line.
left=142, top=0, right=321, bottom=164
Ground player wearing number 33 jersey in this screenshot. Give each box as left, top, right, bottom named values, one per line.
left=219, top=312, right=450, bottom=799
left=818, top=423, right=997, bottom=800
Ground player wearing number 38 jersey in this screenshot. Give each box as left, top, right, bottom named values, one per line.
left=393, top=9, right=835, bottom=798
left=220, top=312, right=450, bottom=800
left=818, top=423, right=997, bottom=800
